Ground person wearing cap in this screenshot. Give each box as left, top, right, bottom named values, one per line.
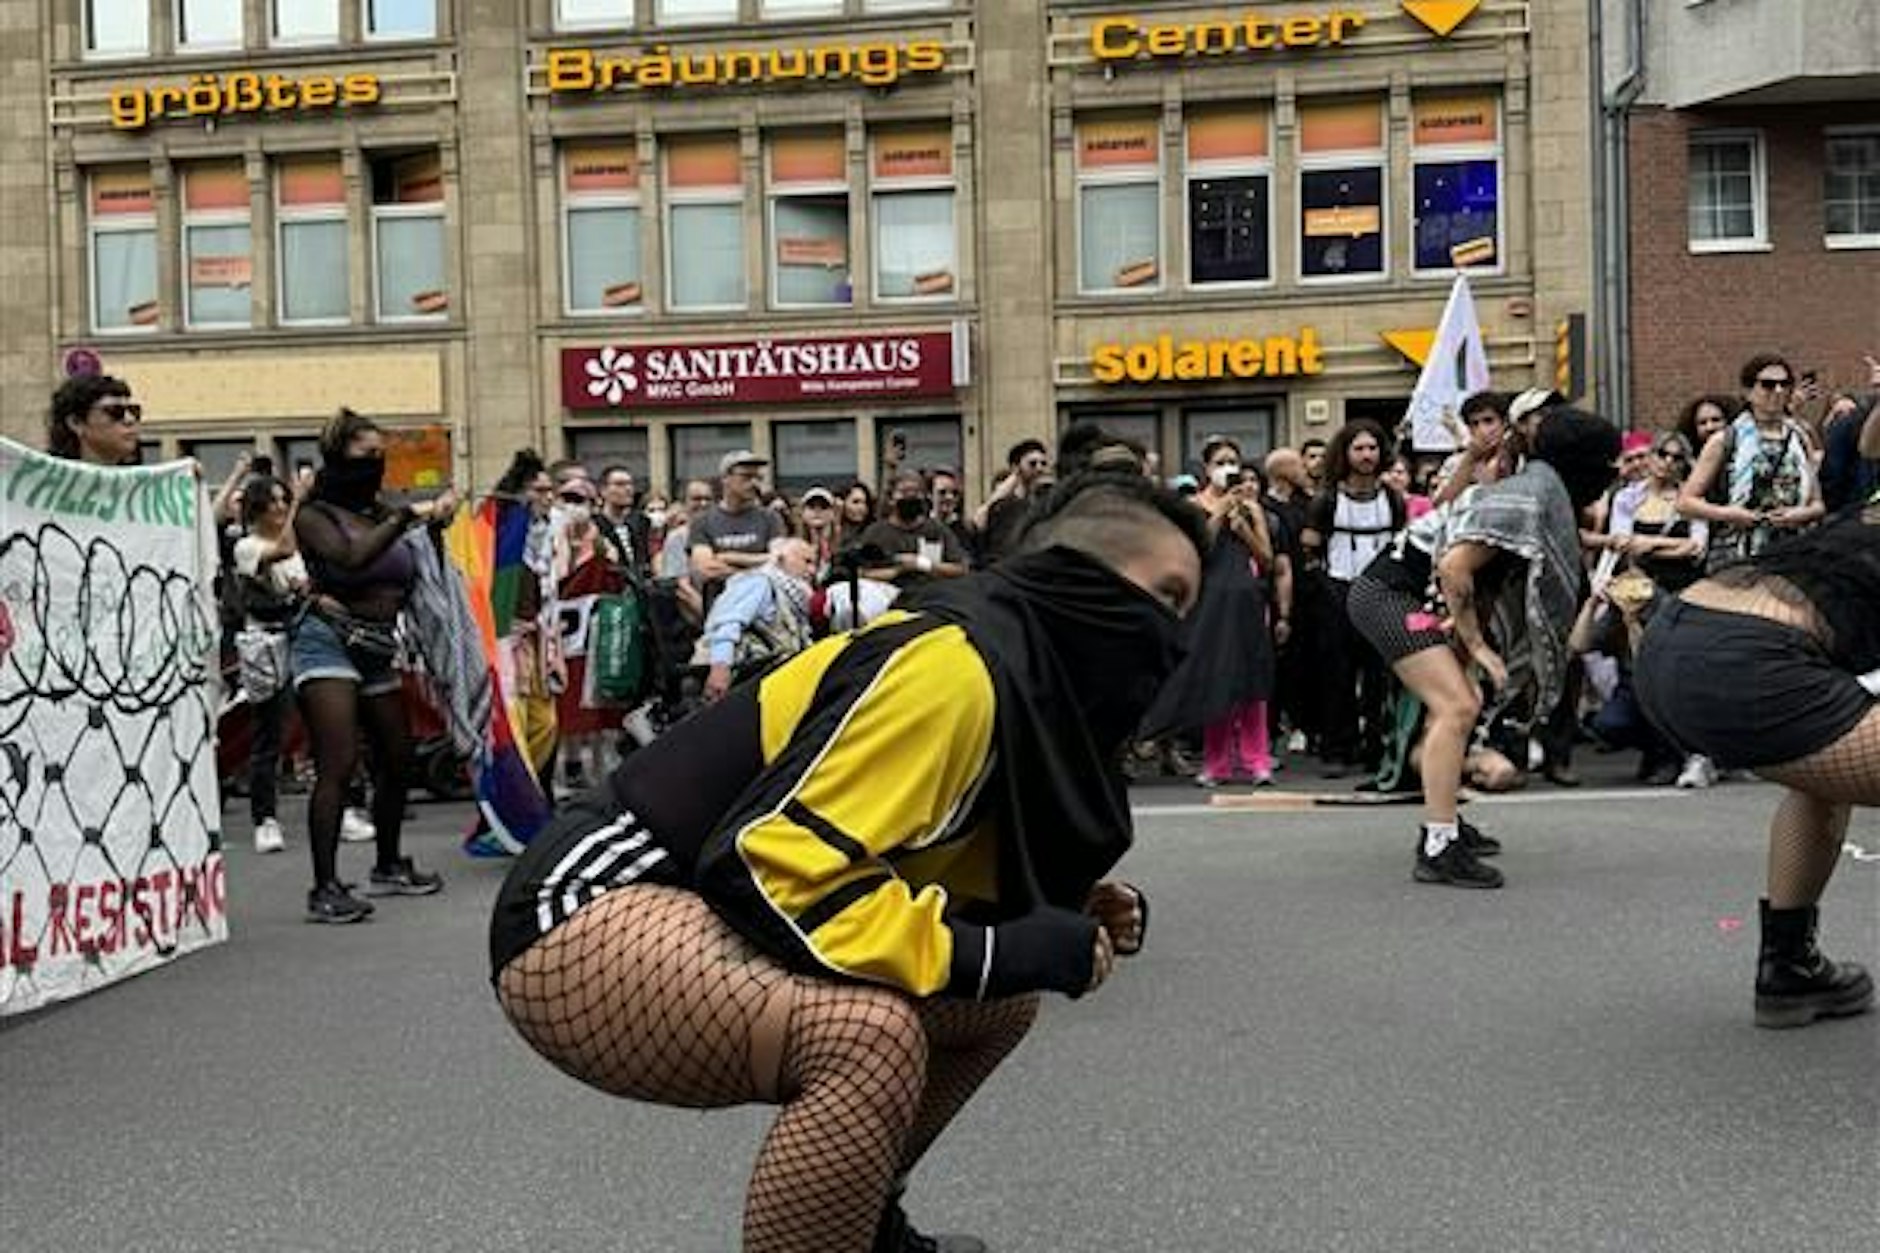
left=1507, top=386, right=1565, bottom=438
left=691, top=450, right=788, bottom=601
left=795, top=485, right=842, bottom=583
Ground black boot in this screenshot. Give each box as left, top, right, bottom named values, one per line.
left=875, top=1182, right=988, bottom=1253
left=1755, top=899, right=1875, bottom=1029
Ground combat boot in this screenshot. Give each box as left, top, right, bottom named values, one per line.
left=875, top=1181, right=988, bottom=1253
left=1755, top=899, right=1875, bottom=1029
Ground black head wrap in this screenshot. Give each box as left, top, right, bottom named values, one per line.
left=1531, top=407, right=1623, bottom=512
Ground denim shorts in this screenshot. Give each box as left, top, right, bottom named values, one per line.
left=290, top=611, right=401, bottom=697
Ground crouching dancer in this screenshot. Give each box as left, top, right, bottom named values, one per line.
left=1635, top=495, right=1879, bottom=1028
left=488, top=474, right=1204, bottom=1251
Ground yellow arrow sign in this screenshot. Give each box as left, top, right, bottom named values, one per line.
left=1401, top=0, right=1482, bottom=37
left=1382, top=328, right=1436, bottom=367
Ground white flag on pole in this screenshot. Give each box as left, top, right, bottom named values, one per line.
left=1402, top=274, right=1491, bottom=452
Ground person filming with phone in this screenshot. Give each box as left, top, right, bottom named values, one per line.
left=1680, top=353, right=1825, bottom=573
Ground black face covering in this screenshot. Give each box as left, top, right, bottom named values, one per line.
left=893, top=495, right=930, bottom=524
left=913, top=544, right=1192, bottom=908
left=317, top=455, right=385, bottom=511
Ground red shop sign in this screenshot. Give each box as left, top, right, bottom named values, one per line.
left=562, top=328, right=963, bottom=410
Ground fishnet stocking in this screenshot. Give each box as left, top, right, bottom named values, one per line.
left=1756, top=707, right=1879, bottom=908
left=499, top=885, right=1028, bottom=1253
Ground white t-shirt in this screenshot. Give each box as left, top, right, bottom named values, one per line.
left=233, top=536, right=307, bottom=599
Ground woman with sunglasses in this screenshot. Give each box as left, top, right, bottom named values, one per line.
left=47, top=375, right=143, bottom=466
left=1679, top=354, right=1825, bottom=572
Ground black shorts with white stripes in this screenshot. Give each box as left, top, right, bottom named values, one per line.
left=488, top=793, right=686, bottom=982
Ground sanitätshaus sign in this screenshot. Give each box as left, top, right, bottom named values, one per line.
left=562, top=329, right=965, bottom=410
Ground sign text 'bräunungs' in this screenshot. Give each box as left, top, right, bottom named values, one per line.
left=546, top=39, right=947, bottom=95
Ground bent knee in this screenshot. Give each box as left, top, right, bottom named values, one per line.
left=791, top=986, right=929, bottom=1111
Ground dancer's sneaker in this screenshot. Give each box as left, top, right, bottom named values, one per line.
left=1413, top=832, right=1504, bottom=889
left=1458, top=818, right=1501, bottom=858
left=253, top=818, right=286, bottom=854
left=365, top=857, right=444, bottom=897
left=1675, top=755, right=1716, bottom=790
left=306, top=881, right=374, bottom=924
left=340, top=807, right=377, bottom=843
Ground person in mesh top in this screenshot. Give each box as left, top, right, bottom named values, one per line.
left=489, top=474, right=1205, bottom=1253
left=1634, top=493, right=1879, bottom=1028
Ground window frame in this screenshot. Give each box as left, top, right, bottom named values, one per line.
left=869, top=129, right=957, bottom=304
left=1075, top=120, right=1165, bottom=297
left=772, top=418, right=860, bottom=495
left=560, top=146, right=644, bottom=318
left=363, top=0, right=437, bottom=42
left=84, top=0, right=150, bottom=60
left=655, top=0, right=739, bottom=26
left=174, top=0, right=245, bottom=52
left=1409, top=97, right=1504, bottom=278
left=181, top=165, right=254, bottom=332
left=761, top=0, right=845, bottom=18
left=767, top=162, right=852, bottom=311
left=270, top=0, right=341, bottom=46
left=1823, top=125, right=1880, bottom=251
left=274, top=161, right=350, bottom=328
left=663, top=139, right=748, bottom=314
left=1183, top=112, right=1274, bottom=291
left=1687, top=129, right=1768, bottom=254
left=1297, top=156, right=1388, bottom=285
left=555, top=0, right=635, bottom=31
left=88, top=175, right=159, bottom=337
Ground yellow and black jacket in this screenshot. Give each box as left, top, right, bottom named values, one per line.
left=489, top=609, right=1099, bottom=999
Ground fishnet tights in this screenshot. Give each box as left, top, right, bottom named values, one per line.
left=1756, top=707, right=1879, bottom=908
left=496, top=885, right=1039, bottom=1253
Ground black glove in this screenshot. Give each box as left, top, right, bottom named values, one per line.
left=945, top=906, right=1099, bottom=1000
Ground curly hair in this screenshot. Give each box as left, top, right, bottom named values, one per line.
left=494, top=448, right=547, bottom=498
left=318, top=407, right=380, bottom=463
left=1323, top=419, right=1390, bottom=486
left=47, top=375, right=131, bottom=460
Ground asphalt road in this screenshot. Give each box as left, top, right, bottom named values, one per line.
left=3, top=766, right=1876, bottom=1253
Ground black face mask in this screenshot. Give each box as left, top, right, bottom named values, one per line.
left=319, top=455, right=385, bottom=510
left=894, top=495, right=930, bottom=524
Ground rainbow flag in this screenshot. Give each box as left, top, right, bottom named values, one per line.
left=445, top=497, right=551, bottom=856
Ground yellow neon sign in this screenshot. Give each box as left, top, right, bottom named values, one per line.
left=1092, top=330, right=1326, bottom=384
left=546, top=40, right=947, bottom=95
left=1091, top=11, right=1367, bottom=61
left=108, top=72, right=380, bottom=131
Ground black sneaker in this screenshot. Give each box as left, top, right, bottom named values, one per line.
left=1458, top=819, right=1501, bottom=858
left=306, top=881, right=374, bottom=924
left=365, top=857, right=444, bottom=897
left=1414, top=834, right=1504, bottom=889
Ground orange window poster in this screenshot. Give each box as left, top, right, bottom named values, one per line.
left=564, top=143, right=638, bottom=194
left=770, top=133, right=846, bottom=186
left=189, top=255, right=253, bottom=288
left=1413, top=95, right=1498, bottom=147
left=392, top=153, right=444, bottom=204
left=1078, top=117, right=1160, bottom=170
left=872, top=129, right=952, bottom=181
left=1187, top=108, right=1270, bottom=164
left=665, top=136, right=741, bottom=190
left=777, top=236, right=847, bottom=267
left=384, top=426, right=451, bottom=491
left=1300, top=99, right=1383, bottom=153
left=185, top=162, right=249, bottom=213
left=90, top=166, right=154, bottom=216
left=279, top=156, right=344, bottom=209
left=1305, top=205, right=1381, bottom=237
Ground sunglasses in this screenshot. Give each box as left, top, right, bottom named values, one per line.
left=94, top=402, right=142, bottom=424
left=559, top=492, right=592, bottom=504
left=1754, top=377, right=1793, bottom=392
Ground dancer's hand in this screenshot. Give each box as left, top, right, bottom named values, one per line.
left=1471, top=644, right=1507, bottom=692
left=1087, top=926, right=1116, bottom=994
left=1085, top=881, right=1147, bottom=956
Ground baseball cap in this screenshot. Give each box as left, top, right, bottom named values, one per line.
left=718, top=449, right=769, bottom=475
left=1620, top=430, right=1653, bottom=455
left=800, top=485, right=835, bottom=506
left=1508, top=387, right=1566, bottom=423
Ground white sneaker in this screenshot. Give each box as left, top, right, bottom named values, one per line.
left=622, top=704, right=658, bottom=747
left=253, top=818, right=286, bottom=854
left=1675, top=756, right=1716, bottom=790
left=1286, top=730, right=1309, bottom=754
left=340, top=807, right=377, bottom=843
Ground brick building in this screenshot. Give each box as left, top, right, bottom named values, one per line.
left=2, top=1, right=1599, bottom=493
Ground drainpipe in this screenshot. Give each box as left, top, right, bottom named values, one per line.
left=1599, top=0, right=1647, bottom=428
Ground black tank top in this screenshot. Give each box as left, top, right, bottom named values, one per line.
left=1740, top=507, right=1880, bottom=673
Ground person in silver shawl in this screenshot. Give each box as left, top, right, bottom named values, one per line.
left=698, top=536, right=818, bottom=703
left=1347, top=399, right=1620, bottom=888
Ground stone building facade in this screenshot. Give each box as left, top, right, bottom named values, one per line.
left=2, top=1, right=1598, bottom=494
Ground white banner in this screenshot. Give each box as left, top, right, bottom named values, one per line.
left=0, top=439, right=227, bottom=1016
left=1403, top=274, right=1491, bottom=453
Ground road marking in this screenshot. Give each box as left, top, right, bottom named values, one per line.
left=1132, top=786, right=1709, bottom=819
left=1846, top=843, right=1880, bottom=864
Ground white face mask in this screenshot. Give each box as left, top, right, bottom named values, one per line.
left=645, top=508, right=668, bottom=530
left=1208, top=462, right=1240, bottom=491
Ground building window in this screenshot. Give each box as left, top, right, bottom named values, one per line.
left=1299, top=99, right=1386, bottom=280
left=1077, top=117, right=1162, bottom=294
left=88, top=167, right=159, bottom=334
left=1182, top=406, right=1278, bottom=468
left=769, top=132, right=851, bottom=308
left=875, top=416, right=961, bottom=478
left=872, top=128, right=956, bottom=300
left=774, top=420, right=858, bottom=495
left=183, top=162, right=253, bottom=330
left=664, top=136, right=746, bottom=311
left=1688, top=131, right=1765, bottom=250
left=1063, top=408, right=1161, bottom=471
left=1824, top=130, right=1880, bottom=247
left=562, top=142, right=643, bottom=315
left=566, top=427, right=651, bottom=477
left=366, top=0, right=435, bottom=39
left=657, top=0, right=737, bottom=24
left=763, top=0, right=843, bottom=16
left=557, top=0, right=632, bottom=27
left=671, top=423, right=754, bottom=487
left=370, top=152, right=448, bottom=321
left=272, top=0, right=338, bottom=43
left=1411, top=95, right=1501, bottom=273
left=1186, top=107, right=1271, bottom=287
left=277, top=156, right=349, bottom=325
left=86, top=0, right=149, bottom=57
left=176, top=0, right=242, bottom=49
left=183, top=439, right=258, bottom=484
left=865, top=0, right=948, bottom=9
left=279, top=435, right=323, bottom=479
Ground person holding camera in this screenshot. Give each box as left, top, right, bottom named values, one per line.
left=1679, top=353, right=1825, bottom=573
left=1141, top=438, right=1283, bottom=787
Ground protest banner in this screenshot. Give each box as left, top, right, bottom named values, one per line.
left=1402, top=274, right=1491, bottom=453
left=0, top=439, right=227, bottom=1016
